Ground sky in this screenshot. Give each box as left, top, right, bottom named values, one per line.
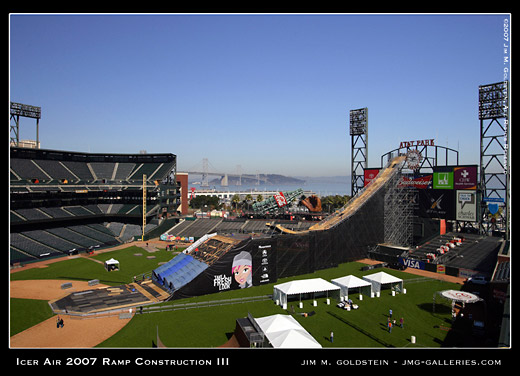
left=9, top=13, right=510, bottom=177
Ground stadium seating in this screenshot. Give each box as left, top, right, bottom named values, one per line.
left=10, top=147, right=176, bottom=265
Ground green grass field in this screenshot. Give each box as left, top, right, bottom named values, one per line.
left=10, top=245, right=462, bottom=348
left=10, top=246, right=176, bottom=286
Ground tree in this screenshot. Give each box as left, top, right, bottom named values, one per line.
left=231, top=194, right=241, bottom=210
left=244, top=194, right=253, bottom=211
left=189, top=195, right=220, bottom=210
left=321, top=195, right=351, bottom=213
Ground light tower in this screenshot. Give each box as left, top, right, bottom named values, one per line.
left=142, top=174, right=147, bottom=241
left=10, top=102, right=41, bottom=148
left=350, top=108, right=368, bottom=196
left=478, top=81, right=509, bottom=239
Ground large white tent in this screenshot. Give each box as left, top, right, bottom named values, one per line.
left=254, top=314, right=322, bottom=348
left=362, top=271, right=403, bottom=294
left=331, top=275, right=373, bottom=298
left=273, top=278, right=341, bottom=307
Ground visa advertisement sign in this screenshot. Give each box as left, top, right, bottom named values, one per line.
left=399, top=257, right=425, bottom=270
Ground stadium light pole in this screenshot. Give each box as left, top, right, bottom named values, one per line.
left=350, top=108, right=368, bottom=197
left=142, top=174, right=147, bottom=241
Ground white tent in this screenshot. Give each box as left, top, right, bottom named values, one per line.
left=433, top=289, right=484, bottom=313
left=254, top=314, right=322, bottom=348
left=268, top=328, right=322, bottom=348
left=439, top=290, right=482, bottom=303
left=273, top=278, right=341, bottom=307
left=104, top=258, right=119, bottom=271
left=331, top=275, right=373, bottom=298
left=362, top=271, right=403, bottom=294
left=255, top=314, right=305, bottom=333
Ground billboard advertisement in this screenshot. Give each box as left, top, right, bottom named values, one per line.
left=432, top=165, right=478, bottom=190
left=399, top=257, right=426, bottom=270
left=364, top=168, right=380, bottom=187
left=433, top=171, right=454, bottom=189
left=456, top=190, right=477, bottom=222
left=416, top=189, right=455, bottom=219
left=453, top=166, right=478, bottom=190
left=398, top=174, right=433, bottom=189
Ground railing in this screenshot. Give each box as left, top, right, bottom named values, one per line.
left=137, top=295, right=273, bottom=314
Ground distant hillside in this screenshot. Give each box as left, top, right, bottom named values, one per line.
left=295, top=175, right=350, bottom=184
left=210, top=174, right=305, bottom=185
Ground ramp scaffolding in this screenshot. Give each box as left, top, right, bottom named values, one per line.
left=383, top=167, right=414, bottom=248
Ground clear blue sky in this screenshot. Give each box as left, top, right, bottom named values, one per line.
left=9, top=13, right=510, bottom=177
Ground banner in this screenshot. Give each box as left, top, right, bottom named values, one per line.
left=172, top=239, right=277, bottom=299
left=364, top=168, right=380, bottom=187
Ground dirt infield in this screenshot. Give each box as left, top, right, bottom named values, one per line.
left=10, top=279, right=109, bottom=301
left=10, top=279, right=134, bottom=348
left=10, top=310, right=133, bottom=348
left=8, top=240, right=175, bottom=349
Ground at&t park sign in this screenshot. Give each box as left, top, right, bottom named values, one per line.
left=399, top=139, right=435, bottom=148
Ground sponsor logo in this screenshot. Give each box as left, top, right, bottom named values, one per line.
left=453, top=166, right=477, bottom=189
left=364, top=169, right=381, bottom=187
left=398, top=175, right=432, bottom=189
left=433, top=172, right=453, bottom=189
left=273, top=192, right=287, bottom=207
left=401, top=258, right=424, bottom=269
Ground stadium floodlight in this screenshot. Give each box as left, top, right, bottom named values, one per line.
left=10, top=101, right=41, bottom=148
left=478, top=81, right=508, bottom=120
left=350, top=108, right=368, bottom=196
left=349, top=108, right=368, bottom=136
left=10, top=102, right=41, bottom=119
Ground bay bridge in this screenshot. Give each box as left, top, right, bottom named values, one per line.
left=179, top=158, right=268, bottom=187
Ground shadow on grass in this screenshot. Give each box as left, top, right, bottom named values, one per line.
left=327, top=311, right=394, bottom=348
left=418, top=302, right=452, bottom=315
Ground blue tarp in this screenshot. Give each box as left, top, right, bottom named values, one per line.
left=154, top=253, right=208, bottom=292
